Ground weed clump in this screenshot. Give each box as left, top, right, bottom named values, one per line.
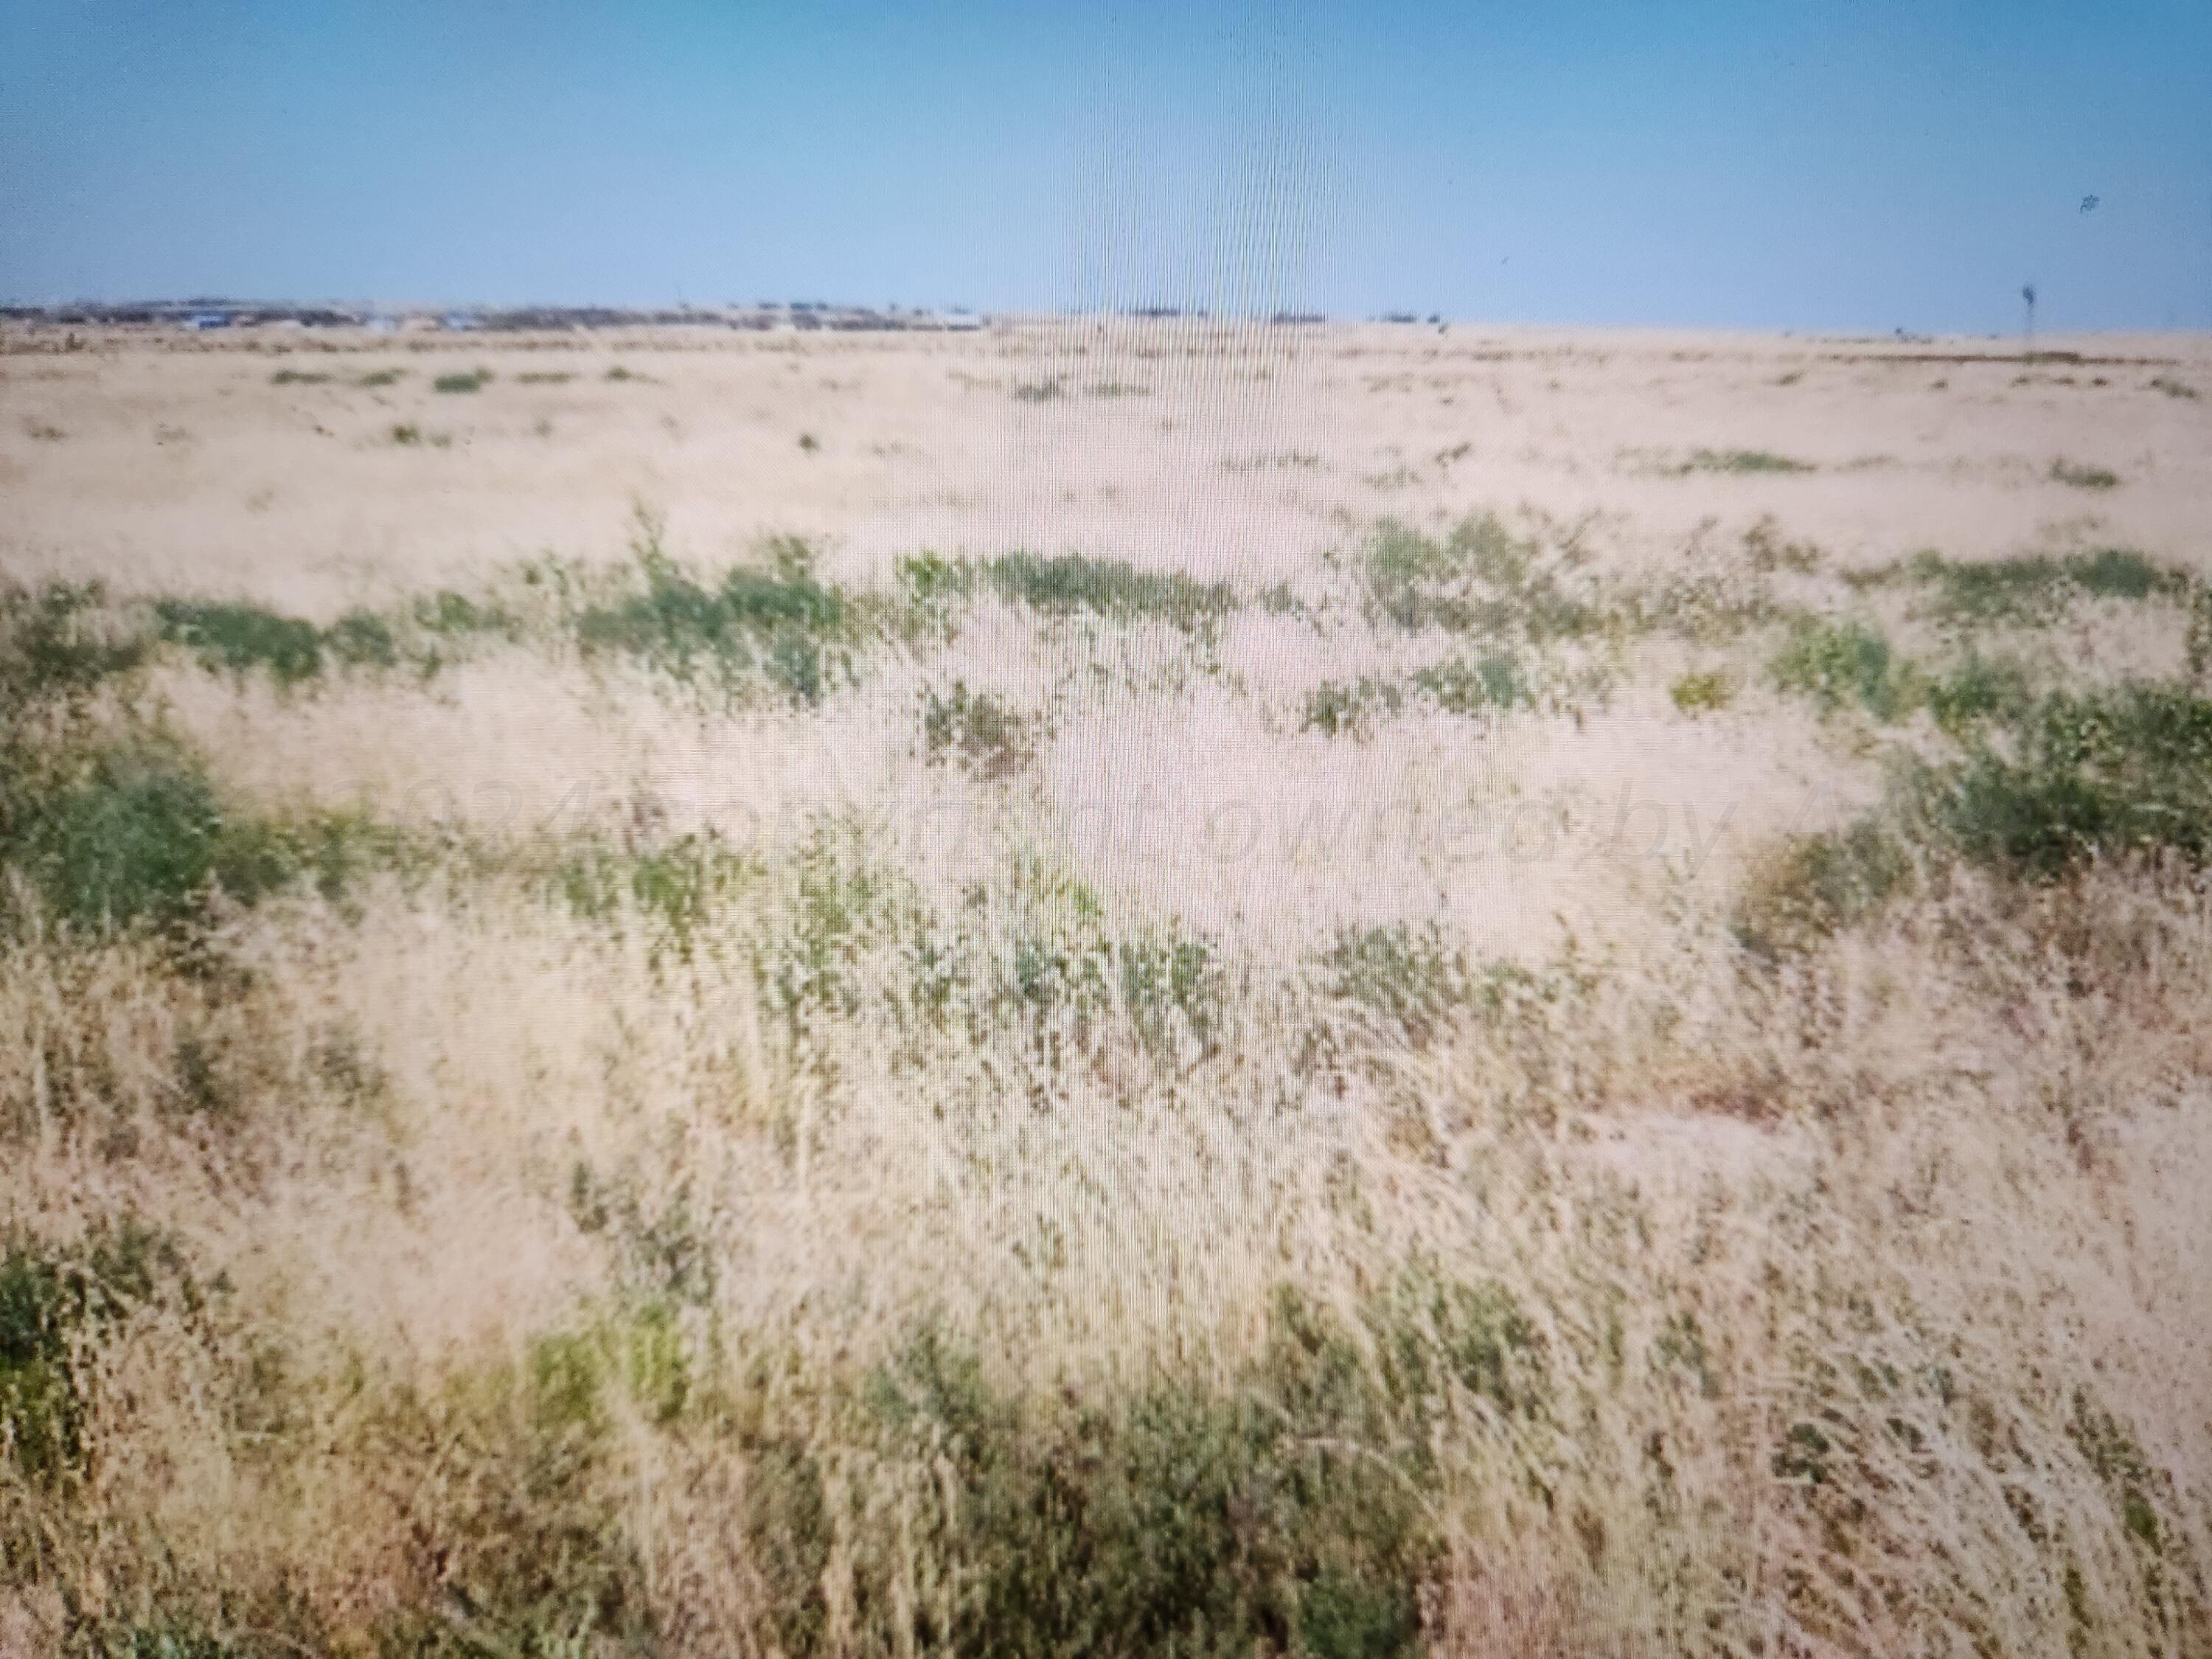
left=1734, top=819, right=1915, bottom=958
left=1362, top=516, right=1597, bottom=641
left=574, top=521, right=851, bottom=704
left=1303, top=677, right=1403, bottom=738
left=1670, top=669, right=1735, bottom=714
left=155, top=599, right=324, bottom=684
left=1413, top=651, right=1528, bottom=714
left=433, top=370, right=490, bottom=394
left=1916, top=686, right=2212, bottom=876
left=1770, top=618, right=1914, bottom=720
left=268, top=368, right=329, bottom=386
left=980, top=551, right=1237, bottom=630
left=2049, top=459, right=2120, bottom=490
left=0, top=580, right=145, bottom=723
left=1, top=1220, right=188, bottom=1479
left=1867, top=548, right=2183, bottom=626
left=1669, top=449, right=1812, bottom=475
left=921, top=682, right=1032, bottom=777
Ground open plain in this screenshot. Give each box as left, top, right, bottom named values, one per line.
left=4, top=320, right=2212, bottom=1655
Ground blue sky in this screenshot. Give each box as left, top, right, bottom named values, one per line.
left=4, top=0, right=2208, bottom=330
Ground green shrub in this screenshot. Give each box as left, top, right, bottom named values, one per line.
left=1770, top=618, right=1915, bottom=720
left=737, top=1287, right=1533, bottom=1658
left=1010, top=378, right=1063, bottom=402
left=268, top=368, right=329, bottom=386
left=514, top=370, right=574, bottom=386
left=2050, top=459, right=2120, bottom=490
left=1734, top=819, right=1915, bottom=958
left=1362, top=516, right=1597, bottom=640
left=979, top=552, right=1236, bottom=630
left=1, top=1220, right=184, bottom=1479
left=922, top=682, right=1032, bottom=776
left=2150, top=376, right=2199, bottom=400
left=1669, top=669, right=1735, bottom=714
left=355, top=368, right=404, bottom=388
left=1669, top=449, right=1812, bottom=475
left=1323, top=922, right=1471, bottom=1046
left=1916, top=686, right=2212, bottom=876
left=0, top=750, right=293, bottom=930
left=1413, top=651, right=1528, bottom=714
left=411, top=589, right=509, bottom=636
left=0, top=580, right=145, bottom=720
left=1302, top=677, right=1403, bottom=738
left=1924, top=653, right=2033, bottom=734
left=433, top=370, right=489, bottom=394
left=575, top=535, right=849, bottom=704
left=1881, top=548, right=2183, bottom=626
left=155, top=599, right=324, bottom=683
left=326, top=609, right=398, bottom=669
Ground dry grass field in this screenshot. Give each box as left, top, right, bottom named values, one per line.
left=4, top=319, right=2212, bottom=1656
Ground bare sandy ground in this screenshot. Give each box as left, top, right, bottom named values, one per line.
left=7, top=321, right=2208, bottom=606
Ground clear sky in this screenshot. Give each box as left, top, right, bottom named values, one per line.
left=4, top=0, right=2208, bottom=331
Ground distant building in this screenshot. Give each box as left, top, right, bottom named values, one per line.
left=183, top=312, right=232, bottom=330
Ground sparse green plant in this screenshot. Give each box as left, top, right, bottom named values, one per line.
left=1668, top=448, right=1812, bottom=475
left=268, top=368, right=330, bottom=386
left=1413, top=650, right=1528, bottom=714
left=1010, top=378, right=1063, bottom=402
left=921, top=681, right=1032, bottom=777
left=2049, top=458, right=2120, bottom=490
left=326, top=608, right=398, bottom=669
left=1770, top=616, right=1916, bottom=720
left=1669, top=669, right=1735, bottom=714
left=1303, top=675, right=1404, bottom=737
left=2149, top=376, right=2199, bottom=400
left=515, top=370, right=574, bottom=385
left=433, top=370, right=489, bottom=394
left=154, top=598, right=325, bottom=684
left=796, top=431, right=820, bottom=452
left=1734, top=818, right=1914, bottom=958
left=979, top=550, right=1237, bottom=630
left=355, top=368, right=403, bottom=388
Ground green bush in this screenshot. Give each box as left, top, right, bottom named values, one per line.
left=1916, top=686, right=2212, bottom=876
left=1323, top=922, right=1471, bottom=1046
left=2050, top=459, right=2120, bottom=490
left=1362, top=516, right=1597, bottom=640
left=1770, top=618, right=1915, bottom=720
left=1302, top=677, right=1404, bottom=738
left=1413, top=651, right=1528, bottom=714
left=0, top=580, right=145, bottom=720
left=1923, top=653, right=2033, bottom=734
left=1734, top=819, right=1914, bottom=958
left=1880, top=549, right=2183, bottom=626
left=326, top=609, right=398, bottom=669
left=2, top=1220, right=184, bottom=1479
left=433, top=370, right=489, bottom=394
left=1669, top=669, right=1735, bottom=714
left=268, top=368, right=329, bottom=386
left=575, top=536, right=849, bottom=704
left=739, top=1287, right=1536, bottom=1658
left=154, top=599, right=325, bottom=684
left=979, top=551, right=1237, bottom=630
left=1669, top=448, right=1812, bottom=475
left=922, top=682, right=1032, bottom=776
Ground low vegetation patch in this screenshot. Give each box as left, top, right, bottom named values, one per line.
left=2049, top=458, right=2121, bottom=490
left=154, top=598, right=325, bottom=684
left=978, top=551, right=1237, bottom=630
left=920, top=681, right=1033, bottom=777
left=433, top=369, right=490, bottom=394
left=268, top=368, right=330, bottom=386
left=1734, top=818, right=1915, bottom=958
left=1362, top=515, right=1599, bottom=641
left=573, top=524, right=852, bottom=704
left=1914, top=685, right=2212, bottom=876
left=1667, top=448, right=1812, bottom=476
left=1863, top=547, right=2185, bottom=626
left=1669, top=668, right=1735, bottom=714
